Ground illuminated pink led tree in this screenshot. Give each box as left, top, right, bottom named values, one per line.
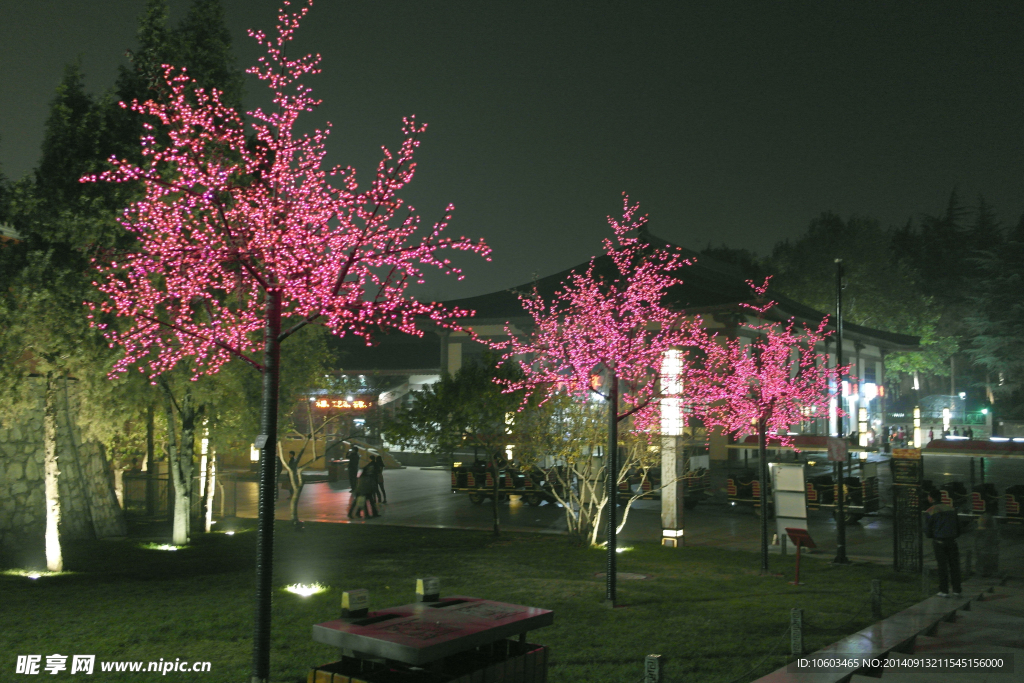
left=502, top=195, right=703, bottom=606
left=85, top=2, right=488, bottom=680
left=687, top=278, right=843, bottom=574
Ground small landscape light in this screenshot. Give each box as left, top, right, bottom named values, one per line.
left=2, top=569, right=65, bottom=579
left=284, top=583, right=327, bottom=597
left=141, top=543, right=180, bottom=551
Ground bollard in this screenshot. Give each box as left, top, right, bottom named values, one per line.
left=921, top=567, right=930, bottom=596
left=871, top=580, right=882, bottom=620
left=644, top=654, right=662, bottom=683
left=790, top=608, right=804, bottom=656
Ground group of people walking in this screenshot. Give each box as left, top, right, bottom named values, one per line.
left=346, top=446, right=387, bottom=519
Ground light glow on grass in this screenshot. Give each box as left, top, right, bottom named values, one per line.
left=2, top=569, right=66, bottom=579
left=284, top=583, right=327, bottom=597
left=224, top=531, right=235, bottom=536
left=141, top=543, right=182, bottom=551
left=593, top=544, right=635, bottom=553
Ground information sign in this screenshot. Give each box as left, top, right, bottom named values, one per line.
left=891, top=448, right=923, bottom=486
left=890, top=449, right=923, bottom=573
left=826, top=437, right=848, bottom=462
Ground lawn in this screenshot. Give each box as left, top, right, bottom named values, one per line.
left=1, top=521, right=927, bottom=683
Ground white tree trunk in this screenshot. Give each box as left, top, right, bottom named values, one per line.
left=172, top=390, right=196, bottom=545
left=159, top=378, right=191, bottom=545
left=43, top=374, right=63, bottom=572
left=203, top=450, right=216, bottom=533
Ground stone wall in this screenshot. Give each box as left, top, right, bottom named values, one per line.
left=0, top=377, right=126, bottom=557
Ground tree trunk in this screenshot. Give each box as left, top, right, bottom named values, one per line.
left=288, top=470, right=304, bottom=526
left=146, top=402, right=156, bottom=516
left=253, top=289, right=282, bottom=683
left=43, top=373, right=63, bottom=572
left=158, top=378, right=191, bottom=545
left=758, top=418, right=769, bottom=574
left=204, top=448, right=216, bottom=533
left=176, top=388, right=196, bottom=544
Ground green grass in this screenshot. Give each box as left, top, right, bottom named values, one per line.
left=1, top=521, right=927, bottom=683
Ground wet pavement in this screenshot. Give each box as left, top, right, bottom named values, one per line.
left=225, top=466, right=1024, bottom=572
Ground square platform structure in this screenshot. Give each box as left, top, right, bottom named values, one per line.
left=312, top=596, right=554, bottom=667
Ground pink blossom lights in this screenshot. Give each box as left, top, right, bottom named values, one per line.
left=84, top=3, right=488, bottom=680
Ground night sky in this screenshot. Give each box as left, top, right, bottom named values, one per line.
left=2, top=1, right=1022, bottom=300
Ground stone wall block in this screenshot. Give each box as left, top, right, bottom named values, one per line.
left=24, top=457, right=38, bottom=481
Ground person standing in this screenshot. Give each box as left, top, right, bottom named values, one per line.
left=347, top=446, right=360, bottom=492
left=924, top=488, right=963, bottom=597
left=373, top=454, right=387, bottom=504
left=347, top=462, right=379, bottom=519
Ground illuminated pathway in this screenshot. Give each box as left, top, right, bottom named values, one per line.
left=228, top=466, right=1024, bottom=567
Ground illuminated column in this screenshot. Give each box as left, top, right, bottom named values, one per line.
left=942, top=407, right=950, bottom=435
left=915, top=407, right=923, bottom=447
left=829, top=395, right=838, bottom=436
left=847, top=387, right=858, bottom=440
left=858, top=408, right=868, bottom=447
left=660, top=350, right=685, bottom=547
left=447, top=342, right=463, bottom=375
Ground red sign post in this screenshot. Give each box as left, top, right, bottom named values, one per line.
left=784, top=528, right=817, bottom=585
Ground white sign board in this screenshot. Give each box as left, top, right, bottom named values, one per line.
left=827, top=437, right=848, bottom=462
left=770, top=462, right=807, bottom=542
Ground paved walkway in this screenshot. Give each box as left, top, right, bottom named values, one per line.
left=224, top=467, right=1024, bottom=572
left=755, top=577, right=1024, bottom=683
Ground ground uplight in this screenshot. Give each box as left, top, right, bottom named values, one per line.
left=2, top=569, right=67, bottom=580
left=141, top=543, right=181, bottom=551
left=284, top=583, right=327, bottom=597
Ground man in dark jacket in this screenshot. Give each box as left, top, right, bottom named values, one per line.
left=924, top=488, right=962, bottom=597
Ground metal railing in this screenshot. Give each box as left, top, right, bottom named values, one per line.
left=121, top=471, right=244, bottom=520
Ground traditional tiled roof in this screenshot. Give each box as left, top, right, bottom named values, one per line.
left=327, top=232, right=919, bottom=373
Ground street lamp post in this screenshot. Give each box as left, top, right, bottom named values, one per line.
left=605, top=374, right=619, bottom=607
left=834, top=259, right=850, bottom=566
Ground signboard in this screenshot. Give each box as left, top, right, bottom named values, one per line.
left=314, top=397, right=374, bottom=410
left=770, top=463, right=807, bottom=545
left=890, top=449, right=923, bottom=573
left=891, top=448, right=923, bottom=486
left=826, top=437, right=848, bottom=462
